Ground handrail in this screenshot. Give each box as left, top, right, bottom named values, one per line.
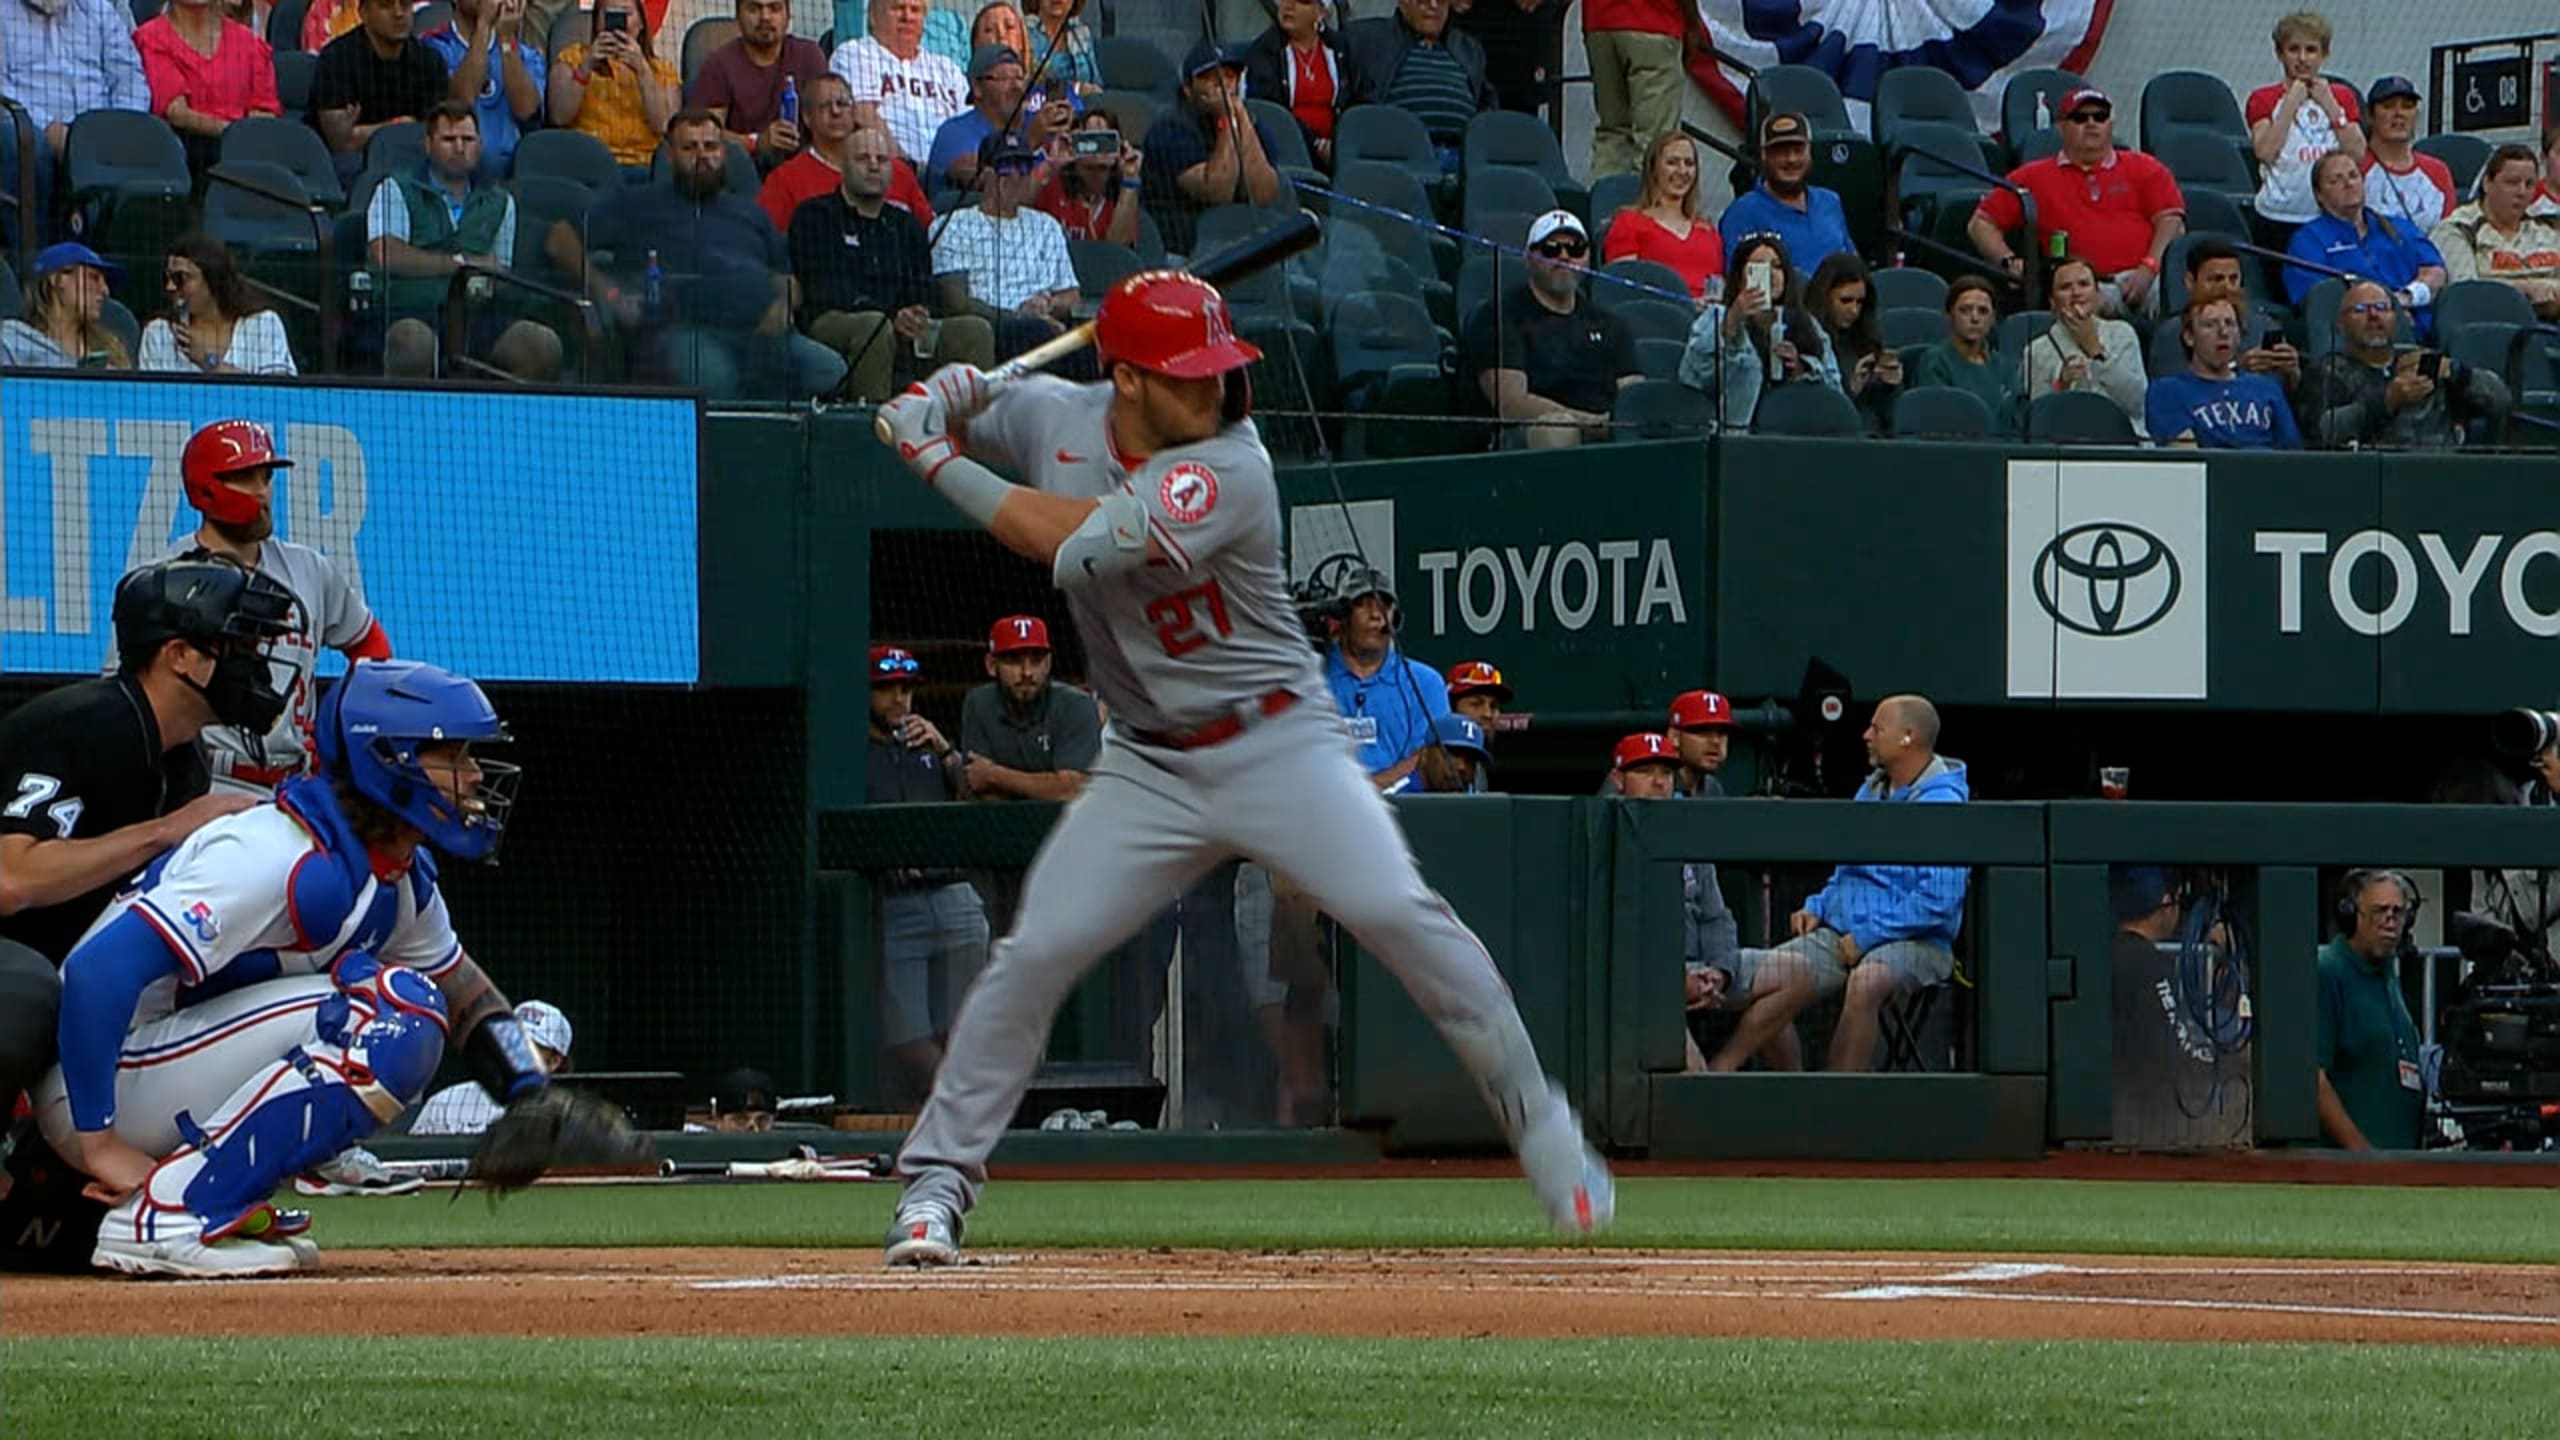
left=2505, top=321, right=2560, bottom=444
left=2, top=95, right=36, bottom=285
left=1880, top=129, right=2043, bottom=302
left=439, top=257, right=602, bottom=385
left=204, top=162, right=337, bottom=362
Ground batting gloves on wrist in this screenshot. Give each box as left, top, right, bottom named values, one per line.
left=880, top=386, right=961, bottom=484
left=922, top=363, right=997, bottom=422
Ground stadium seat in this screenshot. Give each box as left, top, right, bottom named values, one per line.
left=1891, top=384, right=1994, bottom=438
left=266, top=0, right=310, bottom=50
left=505, top=175, right=591, bottom=283
left=2434, top=280, right=2534, bottom=336
left=1587, top=171, right=1639, bottom=226
left=1130, top=204, right=1167, bottom=266
left=1095, top=35, right=1179, bottom=97
left=2138, top=70, right=2250, bottom=159
left=1888, top=120, right=1996, bottom=234
left=1332, top=159, right=1455, bottom=281
left=1996, top=308, right=2052, bottom=374
left=1091, top=91, right=1160, bottom=154
left=514, top=129, right=624, bottom=196
left=682, top=17, right=739, bottom=86
left=1612, top=378, right=1721, bottom=439
left=547, top=4, right=590, bottom=59
left=1193, top=205, right=1317, bottom=320
left=1871, top=66, right=1980, bottom=152
left=2414, top=133, right=2493, bottom=201
left=2153, top=130, right=2255, bottom=205
left=651, top=136, right=757, bottom=195
left=2180, top=189, right=2251, bottom=240
left=2301, top=276, right=2414, bottom=357
left=0, top=258, right=20, bottom=321
left=1108, top=0, right=1209, bottom=53
left=127, top=0, right=162, bottom=20
left=1335, top=105, right=1443, bottom=196
left=1329, top=287, right=1443, bottom=386
left=2011, top=129, right=2062, bottom=164
left=1455, top=249, right=1534, bottom=336
left=1610, top=297, right=1693, bottom=345
left=1331, top=289, right=1462, bottom=458
left=203, top=161, right=319, bottom=256
left=2444, top=320, right=2519, bottom=426
left=1880, top=304, right=1946, bottom=350
left=1745, top=64, right=1853, bottom=135
left=365, top=120, right=426, bottom=176
left=271, top=52, right=320, bottom=125
left=1597, top=256, right=1689, bottom=307
left=1460, top=165, right=1555, bottom=239
left=1463, top=110, right=1589, bottom=223
left=1069, top=238, right=1143, bottom=307
left=220, top=115, right=344, bottom=209
left=1750, top=380, right=1863, bottom=436
left=1632, top=335, right=1683, bottom=380
left=1872, top=266, right=1947, bottom=312
left=1244, top=98, right=1318, bottom=185
left=2026, top=389, right=2141, bottom=444
left=1235, top=315, right=1324, bottom=456
left=98, top=295, right=141, bottom=356
left=62, top=110, right=190, bottom=274
left=1317, top=201, right=1452, bottom=328
left=1999, top=68, right=2082, bottom=156
left=2505, top=329, right=2560, bottom=446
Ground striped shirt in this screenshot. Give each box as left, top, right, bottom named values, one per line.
left=931, top=204, right=1077, bottom=310
left=0, top=0, right=151, bottom=134
left=1388, top=41, right=1473, bottom=145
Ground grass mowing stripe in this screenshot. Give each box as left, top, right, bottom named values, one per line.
left=0, top=1336, right=2540, bottom=1439
left=295, top=1177, right=2560, bottom=1263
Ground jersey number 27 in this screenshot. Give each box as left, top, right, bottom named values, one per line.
left=1146, top=580, right=1234, bottom=657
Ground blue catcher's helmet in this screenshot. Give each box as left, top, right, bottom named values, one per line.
left=315, top=661, right=519, bottom=862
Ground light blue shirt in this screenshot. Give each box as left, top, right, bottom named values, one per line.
left=1324, top=645, right=1448, bottom=776
left=1, top=0, right=151, bottom=133
left=420, top=24, right=547, bottom=180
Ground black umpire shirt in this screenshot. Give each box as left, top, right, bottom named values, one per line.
left=1463, top=283, right=1639, bottom=417
left=787, top=193, right=936, bottom=324
left=0, top=675, right=209, bottom=964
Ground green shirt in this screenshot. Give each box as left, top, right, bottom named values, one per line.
left=2314, top=936, right=2424, bottom=1149
left=1910, top=341, right=2019, bottom=430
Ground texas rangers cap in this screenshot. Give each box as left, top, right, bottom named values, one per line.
left=1433, top=712, right=1491, bottom=763
left=1758, top=112, right=1811, bottom=148
left=870, top=644, right=921, bottom=677
left=1612, top=733, right=1679, bottom=771
left=2060, top=86, right=2111, bottom=116
left=990, top=615, right=1051, bottom=654
left=2367, top=75, right=2421, bottom=107
left=1526, top=210, right=1586, bottom=248
left=1445, top=660, right=1513, bottom=702
left=515, top=1000, right=574, bottom=1062
left=1669, top=689, right=1734, bottom=730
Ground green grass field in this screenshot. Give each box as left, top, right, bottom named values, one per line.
left=6, top=1176, right=2548, bottom=1437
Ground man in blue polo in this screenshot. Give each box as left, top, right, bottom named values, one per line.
left=1718, top=112, right=1855, bottom=274
left=2283, top=149, right=2448, bottom=336
left=1319, top=567, right=1447, bottom=791
left=2316, top=869, right=2425, bottom=1150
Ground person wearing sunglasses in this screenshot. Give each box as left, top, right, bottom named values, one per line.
left=1443, top=660, right=1512, bottom=728
left=2297, top=279, right=2508, bottom=450
left=931, top=132, right=1083, bottom=364
left=865, top=644, right=992, bottom=1099
left=1463, top=210, right=1641, bottom=448
left=2283, top=151, right=2447, bottom=334
left=1968, top=85, right=2185, bottom=317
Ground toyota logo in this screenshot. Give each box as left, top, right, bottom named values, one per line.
left=2033, top=523, right=2182, bottom=636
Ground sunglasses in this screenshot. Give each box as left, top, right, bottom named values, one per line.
left=2064, top=109, right=2110, bottom=123
left=2346, top=300, right=2393, bottom=316
left=1451, top=664, right=1504, bottom=686
left=873, top=653, right=921, bottom=677
left=1533, top=239, right=1588, bottom=259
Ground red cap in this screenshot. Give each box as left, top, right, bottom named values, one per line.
left=1668, top=689, right=1734, bottom=729
left=870, top=645, right=920, bottom=678
left=1612, top=733, right=1678, bottom=771
left=2060, top=86, right=2110, bottom=114
left=990, top=615, right=1051, bottom=653
left=1445, top=660, right=1513, bottom=701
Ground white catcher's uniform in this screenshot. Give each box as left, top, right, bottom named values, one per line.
left=894, top=377, right=1588, bottom=1216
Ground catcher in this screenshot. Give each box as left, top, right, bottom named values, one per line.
left=16, top=660, right=645, bottom=1278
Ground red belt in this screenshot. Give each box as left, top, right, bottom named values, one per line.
left=1133, top=690, right=1298, bottom=750
left=221, top=760, right=297, bottom=787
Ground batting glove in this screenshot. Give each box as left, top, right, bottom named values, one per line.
left=922, top=363, right=998, bottom=422
left=879, top=386, right=961, bottom=484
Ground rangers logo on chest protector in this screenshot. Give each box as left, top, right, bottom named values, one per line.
left=1160, top=463, right=1218, bottom=524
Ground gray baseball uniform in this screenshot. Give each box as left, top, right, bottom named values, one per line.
left=154, top=538, right=376, bottom=794
left=894, top=376, right=1581, bottom=1214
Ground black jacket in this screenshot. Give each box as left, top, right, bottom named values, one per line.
left=1339, top=13, right=1495, bottom=116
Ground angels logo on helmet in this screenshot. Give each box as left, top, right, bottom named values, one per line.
left=1159, top=462, right=1219, bottom=523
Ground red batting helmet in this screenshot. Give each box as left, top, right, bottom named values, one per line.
left=1612, top=733, right=1678, bottom=771
left=1668, top=689, right=1734, bottom=730
left=1094, top=271, right=1262, bottom=379
left=182, top=419, right=292, bottom=527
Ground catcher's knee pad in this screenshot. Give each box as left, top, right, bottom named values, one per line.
left=0, top=940, right=62, bottom=1103
left=329, top=953, right=450, bottom=1036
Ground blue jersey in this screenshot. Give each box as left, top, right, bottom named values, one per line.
left=1324, top=646, right=1449, bottom=775
left=2145, top=371, right=2303, bottom=450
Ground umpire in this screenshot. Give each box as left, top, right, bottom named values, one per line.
left=0, top=556, right=302, bottom=1109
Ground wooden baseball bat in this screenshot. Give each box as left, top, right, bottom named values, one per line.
left=872, top=211, right=1322, bottom=443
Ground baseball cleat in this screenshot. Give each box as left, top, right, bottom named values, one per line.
left=883, top=1203, right=964, bottom=1267
left=1520, top=1096, right=1616, bottom=1238
left=93, top=1231, right=303, bottom=1279
left=293, top=1146, right=422, bottom=1198
left=238, top=1205, right=322, bottom=1270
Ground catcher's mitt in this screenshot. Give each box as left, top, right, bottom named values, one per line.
left=464, top=1086, right=655, bottom=1197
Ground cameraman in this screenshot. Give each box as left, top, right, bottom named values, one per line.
left=2299, top=280, right=2509, bottom=449
left=2450, top=711, right=2560, bottom=952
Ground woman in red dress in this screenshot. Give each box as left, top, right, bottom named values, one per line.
left=1602, top=131, right=1722, bottom=302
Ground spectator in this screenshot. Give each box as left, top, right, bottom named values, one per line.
left=1025, top=0, right=1100, bottom=98
left=1140, top=42, right=1282, bottom=259
left=928, top=45, right=1048, bottom=194
left=2316, top=869, right=2424, bottom=1150
left=2245, top=10, right=2363, bottom=236
left=696, top=0, right=829, bottom=169
left=136, top=0, right=282, bottom=171
left=1314, top=567, right=1445, bottom=790
left=1412, top=712, right=1491, bottom=794
left=2360, top=76, right=2454, bottom=227
left=0, top=243, right=127, bottom=368
left=1033, top=107, right=1143, bottom=246
left=0, top=0, right=148, bottom=209
left=368, top=101, right=563, bottom=381
left=991, top=2, right=1080, bottom=142
left=933, top=133, right=1080, bottom=361
left=1678, top=230, right=1827, bottom=428
left=2430, top=143, right=2560, bottom=319
left=2024, top=254, right=2146, bottom=436
left=829, top=0, right=964, bottom=166
left=1666, top=687, right=1732, bottom=799
left=302, top=0, right=361, bottom=52
left=2283, top=151, right=2448, bottom=333
left=1807, top=252, right=1901, bottom=431
left=865, top=644, right=990, bottom=1095
left=1443, top=660, right=1511, bottom=727
left=1449, top=0, right=1563, bottom=119
left=705, top=1067, right=779, bottom=1130
left=551, top=109, right=848, bottom=398
left=138, top=232, right=295, bottom=375
left=548, top=0, right=682, bottom=177
left=790, top=124, right=991, bottom=401
left=2298, top=279, right=2509, bottom=450
left=1968, top=85, right=2183, bottom=318
left=409, top=1001, right=572, bottom=1135
left=970, top=1, right=1030, bottom=56
left=420, top=0, right=545, bottom=181
left=1700, top=695, right=1968, bottom=1074
left=2145, top=235, right=2299, bottom=389
left=958, top=616, right=1100, bottom=803
left=1601, top=132, right=1722, bottom=302
left=1241, top=0, right=1348, bottom=169
left=308, top=0, right=446, bottom=178
left=1582, top=0, right=1684, bottom=179
left=758, top=74, right=933, bottom=232
left=1908, top=275, right=2014, bottom=427
left=2146, top=295, right=2302, bottom=449
left=2537, top=124, right=2560, bottom=218
left=1341, top=0, right=1493, bottom=171
left=1466, top=210, right=1639, bottom=448
left=1717, top=112, right=1853, bottom=275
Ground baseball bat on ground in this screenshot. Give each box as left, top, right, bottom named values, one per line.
left=872, top=211, right=1323, bottom=443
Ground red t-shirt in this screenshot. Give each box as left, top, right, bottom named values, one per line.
left=1582, top=0, right=1688, bottom=38
left=1601, top=207, right=1722, bottom=301
left=1975, top=148, right=2185, bottom=275
left=754, top=149, right=933, bottom=233
left=1285, top=41, right=1337, bottom=143
left=1032, top=174, right=1129, bottom=241
left=134, top=16, right=279, bottom=125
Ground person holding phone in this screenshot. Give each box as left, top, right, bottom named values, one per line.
left=1677, top=232, right=1830, bottom=430
left=1033, top=107, right=1141, bottom=246
left=548, top=0, right=681, bottom=175
left=2296, top=279, right=2508, bottom=450
left=138, top=233, right=296, bottom=375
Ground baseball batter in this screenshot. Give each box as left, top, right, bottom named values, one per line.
left=872, top=271, right=1614, bottom=1265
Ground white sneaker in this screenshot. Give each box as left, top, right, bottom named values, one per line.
left=1520, top=1094, right=1616, bottom=1238
left=93, top=1226, right=302, bottom=1279
left=293, top=1146, right=423, bottom=1198
left=883, top=1203, right=964, bottom=1267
